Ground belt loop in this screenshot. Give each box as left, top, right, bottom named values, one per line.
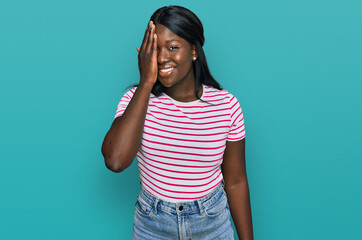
left=153, top=198, right=159, bottom=214
left=197, top=199, right=204, bottom=215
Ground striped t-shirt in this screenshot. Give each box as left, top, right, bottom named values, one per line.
left=115, top=84, right=245, bottom=203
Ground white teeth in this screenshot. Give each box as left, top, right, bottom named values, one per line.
left=159, top=67, right=174, bottom=73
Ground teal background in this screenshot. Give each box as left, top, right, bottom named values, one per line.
left=1, top=0, right=361, bottom=239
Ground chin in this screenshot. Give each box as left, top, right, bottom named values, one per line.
left=158, top=78, right=174, bottom=88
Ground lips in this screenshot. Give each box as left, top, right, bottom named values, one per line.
left=158, top=66, right=176, bottom=77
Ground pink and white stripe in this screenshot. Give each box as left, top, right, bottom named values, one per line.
left=115, top=84, right=245, bottom=202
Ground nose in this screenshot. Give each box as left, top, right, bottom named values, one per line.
left=157, top=48, right=170, bottom=64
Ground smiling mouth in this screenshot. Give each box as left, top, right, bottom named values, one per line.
left=159, top=67, right=175, bottom=73
left=158, top=67, right=175, bottom=77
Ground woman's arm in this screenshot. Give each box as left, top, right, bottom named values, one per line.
left=222, top=139, right=253, bottom=240
left=101, top=21, right=158, bottom=173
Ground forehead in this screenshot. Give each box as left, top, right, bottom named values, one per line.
left=155, top=23, right=188, bottom=44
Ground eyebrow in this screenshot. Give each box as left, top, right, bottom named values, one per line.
left=165, top=40, right=181, bottom=43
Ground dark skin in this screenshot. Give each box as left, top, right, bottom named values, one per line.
left=222, top=139, right=254, bottom=240
left=101, top=21, right=253, bottom=240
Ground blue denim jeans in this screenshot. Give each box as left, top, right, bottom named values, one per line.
left=132, top=181, right=234, bottom=240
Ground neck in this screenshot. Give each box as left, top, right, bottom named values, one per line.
left=164, top=67, right=202, bottom=102
left=166, top=83, right=203, bottom=102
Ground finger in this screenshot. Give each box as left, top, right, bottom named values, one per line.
left=146, top=23, right=155, bottom=53
left=152, top=33, right=157, bottom=52
left=146, top=23, right=154, bottom=52
left=140, top=28, right=150, bottom=52
left=136, top=47, right=140, bottom=52
left=140, top=22, right=151, bottom=52
left=151, top=21, right=156, bottom=51
left=140, top=24, right=149, bottom=47
left=143, top=21, right=151, bottom=43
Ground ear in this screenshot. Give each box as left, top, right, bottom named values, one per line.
left=191, top=45, right=197, bottom=61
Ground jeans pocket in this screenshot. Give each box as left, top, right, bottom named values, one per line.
left=204, top=191, right=228, bottom=218
left=135, top=196, right=154, bottom=218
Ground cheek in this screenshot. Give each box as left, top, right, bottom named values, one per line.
left=174, top=54, right=183, bottom=63
left=174, top=53, right=192, bottom=68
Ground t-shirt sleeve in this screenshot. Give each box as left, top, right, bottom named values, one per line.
left=227, top=94, right=246, bottom=141
left=114, top=87, right=137, bottom=119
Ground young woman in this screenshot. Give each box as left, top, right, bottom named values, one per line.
left=102, top=6, right=253, bottom=240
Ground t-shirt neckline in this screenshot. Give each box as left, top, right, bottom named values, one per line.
left=163, top=84, right=205, bottom=106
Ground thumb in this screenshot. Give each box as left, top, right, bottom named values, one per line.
left=136, top=47, right=140, bottom=52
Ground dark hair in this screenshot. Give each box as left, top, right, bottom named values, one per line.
left=149, top=5, right=222, bottom=98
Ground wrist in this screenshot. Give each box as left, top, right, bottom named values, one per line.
left=138, top=81, right=154, bottom=92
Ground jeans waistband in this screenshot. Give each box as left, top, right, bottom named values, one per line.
left=138, top=180, right=225, bottom=215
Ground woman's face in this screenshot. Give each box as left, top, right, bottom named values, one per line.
left=155, top=23, right=196, bottom=88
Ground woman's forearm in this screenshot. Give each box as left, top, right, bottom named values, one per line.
left=225, top=180, right=253, bottom=240
left=101, top=82, right=153, bottom=172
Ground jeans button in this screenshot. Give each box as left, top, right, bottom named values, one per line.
left=179, top=206, right=183, bottom=211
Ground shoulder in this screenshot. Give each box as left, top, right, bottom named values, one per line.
left=121, top=86, right=137, bottom=100
left=116, top=87, right=138, bottom=108
left=202, top=85, right=239, bottom=106
left=119, top=86, right=156, bottom=100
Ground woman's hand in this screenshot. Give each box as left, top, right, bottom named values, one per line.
left=102, top=22, right=158, bottom=173
left=137, top=21, right=158, bottom=86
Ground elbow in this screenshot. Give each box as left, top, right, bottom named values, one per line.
left=101, top=144, right=122, bottom=173
left=103, top=154, right=132, bottom=173
left=104, top=158, right=124, bottom=173
left=101, top=143, right=134, bottom=173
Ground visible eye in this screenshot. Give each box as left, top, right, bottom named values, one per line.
left=169, top=46, right=179, bottom=51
